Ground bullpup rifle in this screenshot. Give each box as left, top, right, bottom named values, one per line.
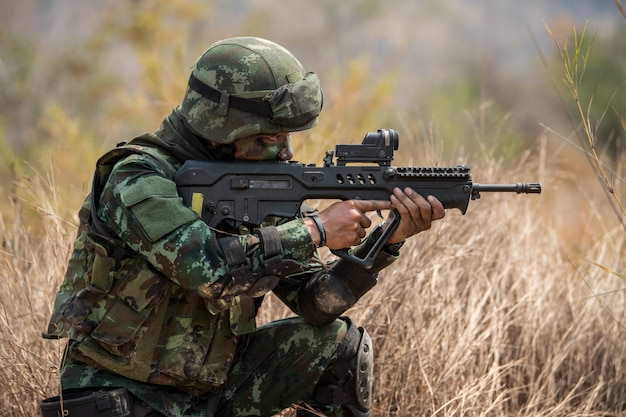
left=175, top=129, right=541, bottom=268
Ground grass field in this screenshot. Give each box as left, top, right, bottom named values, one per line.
left=1, top=137, right=624, bottom=416
left=1, top=4, right=624, bottom=414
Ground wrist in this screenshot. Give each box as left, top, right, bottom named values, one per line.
left=384, top=240, right=405, bottom=254
left=303, top=217, right=320, bottom=246
left=378, top=221, right=405, bottom=253
left=304, top=214, right=326, bottom=247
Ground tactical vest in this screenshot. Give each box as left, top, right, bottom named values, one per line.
left=44, top=139, right=259, bottom=395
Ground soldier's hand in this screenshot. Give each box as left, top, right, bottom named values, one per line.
left=305, top=200, right=392, bottom=249
left=386, top=187, right=445, bottom=244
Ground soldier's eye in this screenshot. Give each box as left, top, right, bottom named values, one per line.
left=259, top=136, right=278, bottom=144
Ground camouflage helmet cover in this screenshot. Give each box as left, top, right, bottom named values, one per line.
left=180, top=37, right=323, bottom=143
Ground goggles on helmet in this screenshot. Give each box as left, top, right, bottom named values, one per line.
left=188, top=71, right=323, bottom=129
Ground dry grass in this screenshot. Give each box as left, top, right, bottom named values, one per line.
left=0, top=175, right=74, bottom=416
left=1, top=7, right=624, bottom=413
left=363, top=194, right=626, bottom=416
left=3, top=143, right=624, bottom=417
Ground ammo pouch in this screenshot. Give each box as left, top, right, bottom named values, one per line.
left=40, top=387, right=132, bottom=417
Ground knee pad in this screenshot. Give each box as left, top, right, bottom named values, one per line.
left=312, top=320, right=373, bottom=417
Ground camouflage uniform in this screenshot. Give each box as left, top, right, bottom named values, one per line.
left=44, top=37, right=398, bottom=417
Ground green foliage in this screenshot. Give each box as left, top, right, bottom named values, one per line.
left=0, top=1, right=213, bottom=227
left=0, top=32, right=44, bottom=153
left=549, top=21, right=626, bottom=228
left=416, top=75, right=528, bottom=162
left=558, top=24, right=626, bottom=156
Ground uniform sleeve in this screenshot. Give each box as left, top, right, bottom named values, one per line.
left=272, top=227, right=398, bottom=321
left=98, top=154, right=317, bottom=298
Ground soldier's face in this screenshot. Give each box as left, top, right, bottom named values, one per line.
left=232, top=133, right=293, bottom=161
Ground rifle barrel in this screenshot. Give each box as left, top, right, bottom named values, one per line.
left=473, top=183, right=542, bottom=194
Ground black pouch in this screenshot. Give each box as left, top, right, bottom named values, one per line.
left=40, top=387, right=132, bottom=417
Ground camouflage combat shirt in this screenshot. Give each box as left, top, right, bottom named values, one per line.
left=43, top=108, right=396, bottom=415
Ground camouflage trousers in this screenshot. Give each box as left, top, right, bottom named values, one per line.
left=59, top=317, right=349, bottom=417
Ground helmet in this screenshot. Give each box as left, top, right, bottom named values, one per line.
left=180, top=37, right=323, bottom=144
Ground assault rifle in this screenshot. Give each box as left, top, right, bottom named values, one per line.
left=175, top=129, right=541, bottom=268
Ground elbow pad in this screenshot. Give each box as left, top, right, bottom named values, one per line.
left=298, top=259, right=377, bottom=326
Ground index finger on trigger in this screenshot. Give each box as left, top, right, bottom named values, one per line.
left=353, top=199, right=393, bottom=213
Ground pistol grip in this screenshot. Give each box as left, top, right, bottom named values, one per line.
left=330, top=209, right=401, bottom=269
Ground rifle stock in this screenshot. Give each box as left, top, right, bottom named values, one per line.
left=175, top=129, right=541, bottom=267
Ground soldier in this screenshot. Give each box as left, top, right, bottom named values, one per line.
left=41, top=37, right=445, bottom=417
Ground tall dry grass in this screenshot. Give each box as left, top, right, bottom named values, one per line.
left=0, top=172, right=75, bottom=416
left=1, top=5, right=624, bottom=415
left=269, top=144, right=626, bottom=416
left=3, top=134, right=623, bottom=416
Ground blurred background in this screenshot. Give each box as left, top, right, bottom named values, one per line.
left=1, top=0, right=624, bottom=232
left=1, top=2, right=625, bottom=416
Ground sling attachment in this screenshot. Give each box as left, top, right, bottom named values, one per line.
left=257, top=226, right=302, bottom=278
left=217, top=227, right=302, bottom=298
left=246, top=227, right=298, bottom=298
left=218, top=236, right=254, bottom=297
left=219, top=235, right=251, bottom=276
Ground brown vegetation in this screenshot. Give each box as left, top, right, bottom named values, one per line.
left=2, top=137, right=624, bottom=416
left=1, top=2, right=625, bottom=416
